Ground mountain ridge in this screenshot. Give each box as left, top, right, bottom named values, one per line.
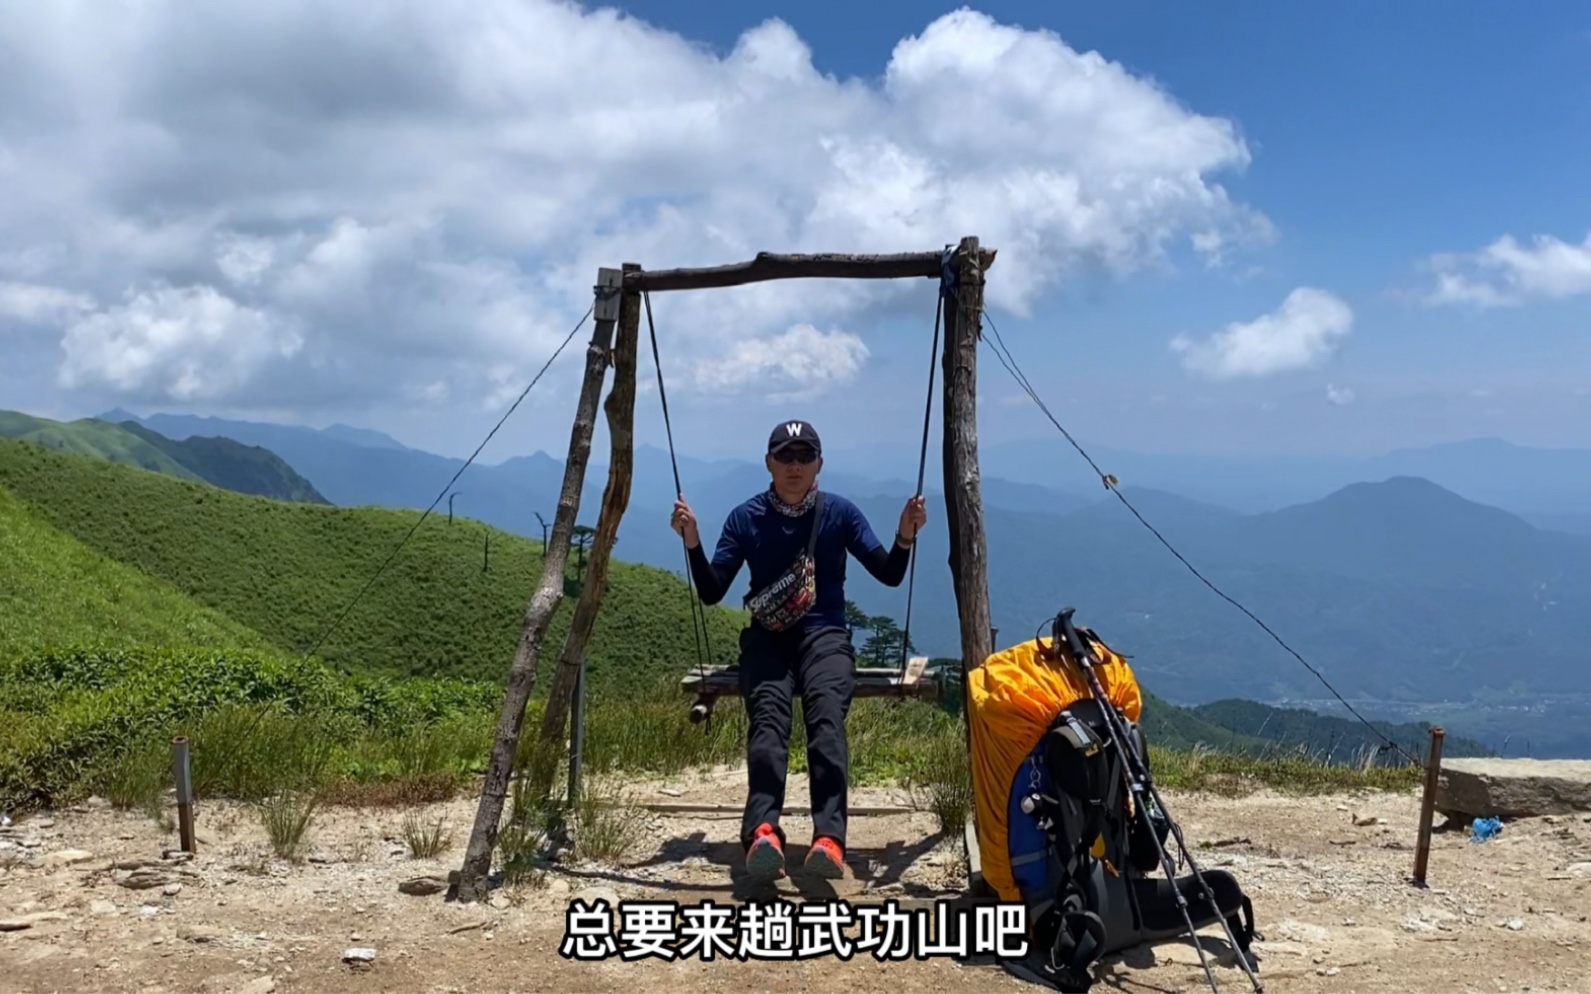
left=1, top=410, right=328, bottom=504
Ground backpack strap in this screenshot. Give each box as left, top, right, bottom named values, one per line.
left=805, top=491, right=825, bottom=559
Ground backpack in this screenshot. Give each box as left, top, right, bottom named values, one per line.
left=1011, top=697, right=1171, bottom=985
left=1006, top=698, right=1259, bottom=994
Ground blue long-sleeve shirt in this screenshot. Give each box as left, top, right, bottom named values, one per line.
left=687, top=490, right=911, bottom=632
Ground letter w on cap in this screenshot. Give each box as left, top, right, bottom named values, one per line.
left=786, top=423, right=803, bottom=436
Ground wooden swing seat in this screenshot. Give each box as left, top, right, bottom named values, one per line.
left=681, top=656, right=938, bottom=722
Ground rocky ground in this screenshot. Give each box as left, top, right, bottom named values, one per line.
left=4, top=765, right=1590, bottom=994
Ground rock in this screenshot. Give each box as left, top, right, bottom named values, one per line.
left=398, top=875, right=447, bottom=896
left=1566, top=862, right=1591, bottom=878
left=1504, top=918, right=1525, bottom=931
left=488, top=895, right=510, bottom=910
left=89, top=900, right=118, bottom=916
left=179, top=924, right=223, bottom=944
left=1436, top=758, right=1591, bottom=820
left=1274, top=919, right=1332, bottom=945
left=43, top=849, right=96, bottom=868
left=162, top=883, right=183, bottom=897
left=548, top=878, right=570, bottom=896
left=1250, top=940, right=1309, bottom=958
left=0, top=911, right=70, bottom=931
left=342, top=947, right=377, bottom=966
left=236, top=978, right=276, bottom=994
left=116, top=868, right=173, bottom=890
left=573, top=886, right=619, bottom=909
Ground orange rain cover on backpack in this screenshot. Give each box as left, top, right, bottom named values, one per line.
left=966, top=629, right=1144, bottom=903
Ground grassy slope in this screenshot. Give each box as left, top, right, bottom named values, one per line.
left=0, top=411, right=203, bottom=483
left=0, top=410, right=328, bottom=504
left=0, top=484, right=274, bottom=659
left=0, top=438, right=746, bottom=693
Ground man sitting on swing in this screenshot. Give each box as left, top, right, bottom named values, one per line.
left=670, top=419, right=927, bottom=880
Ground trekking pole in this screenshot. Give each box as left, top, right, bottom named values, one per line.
left=1053, top=608, right=1265, bottom=994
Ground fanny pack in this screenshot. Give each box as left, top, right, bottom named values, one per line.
left=744, top=492, right=825, bottom=632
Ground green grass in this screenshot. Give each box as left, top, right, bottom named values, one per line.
left=0, top=643, right=501, bottom=811
left=1148, top=740, right=1422, bottom=796
left=0, top=411, right=205, bottom=482
left=0, top=437, right=746, bottom=693
left=0, top=410, right=326, bottom=503
left=0, top=485, right=275, bottom=658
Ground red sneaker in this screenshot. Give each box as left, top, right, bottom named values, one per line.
left=745, top=823, right=785, bottom=880
left=805, top=836, right=845, bottom=879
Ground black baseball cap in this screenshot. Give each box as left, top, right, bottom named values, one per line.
left=768, top=419, right=821, bottom=455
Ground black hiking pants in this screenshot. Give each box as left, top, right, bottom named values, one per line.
left=737, top=623, right=856, bottom=852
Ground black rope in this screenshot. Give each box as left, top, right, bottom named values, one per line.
left=641, top=288, right=715, bottom=715
left=896, top=268, right=945, bottom=694
left=976, top=306, right=1421, bottom=767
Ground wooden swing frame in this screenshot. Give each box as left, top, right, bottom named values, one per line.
left=453, top=238, right=999, bottom=903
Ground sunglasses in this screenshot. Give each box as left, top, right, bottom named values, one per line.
left=772, top=448, right=818, bottom=465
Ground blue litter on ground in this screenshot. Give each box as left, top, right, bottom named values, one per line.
left=1470, top=816, right=1503, bottom=842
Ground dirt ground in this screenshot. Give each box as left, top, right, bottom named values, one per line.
left=4, top=765, right=1590, bottom=994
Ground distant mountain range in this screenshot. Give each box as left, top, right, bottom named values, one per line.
left=0, top=411, right=326, bottom=504
left=79, top=408, right=1591, bottom=752
left=976, top=436, right=1591, bottom=529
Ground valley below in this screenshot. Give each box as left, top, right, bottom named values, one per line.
left=1273, top=694, right=1591, bottom=761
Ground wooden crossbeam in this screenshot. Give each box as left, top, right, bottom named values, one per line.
left=626, top=248, right=997, bottom=293
left=680, top=658, right=939, bottom=700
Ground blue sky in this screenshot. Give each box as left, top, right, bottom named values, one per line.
left=604, top=0, right=1591, bottom=460
left=2, top=1, right=1588, bottom=462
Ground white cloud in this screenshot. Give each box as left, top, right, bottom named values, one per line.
left=0, top=281, right=94, bottom=325
left=1420, top=230, right=1591, bottom=307
left=0, top=2, right=1267, bottom=412
left=689, top=324, right=870, bottom=401
left=1170, top=287, right=1353, bottom=380
left=58, top=284, right=304, bottom=402
left=1326, top=383, right=1356, bottom=406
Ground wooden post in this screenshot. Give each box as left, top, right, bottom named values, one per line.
left=452, top=267, right=622, bottom=904
left=941, top=235, right=995, bottom=896
left=941, top=236, right=995, bottom=671
left=533, top=262, right=641, bottom=803
left=1412, top=726, right=1446, bottom=886
left=172, top=736, right=195, bottom=854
